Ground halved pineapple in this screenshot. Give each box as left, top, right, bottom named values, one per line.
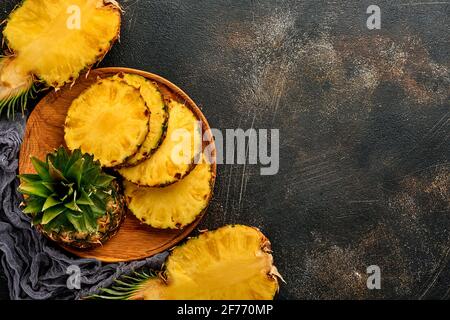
left=95, top=225, right=282, bottom=300
left=65, top=78, right=149, bottom=167
left=124, top=157, right=214, bottom=229
left=112, top=73, right=169, bottom=167
left=119, top=99, right=202, bottom=187
left=0, top=0, right=121, bottom=116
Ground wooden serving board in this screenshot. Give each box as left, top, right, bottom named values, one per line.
left=19, top=67, right=216, bottom=263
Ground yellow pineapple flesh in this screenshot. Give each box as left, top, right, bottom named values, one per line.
left=0, top=57, right=34, bottom=102
left=119, top=99, right=202, bottom=187
left=112, top=73, right=169, bottom=167
left=0, top=0, right=121, bottom=114
left=124, top=157, right=214, bottom=229
left=129, top=225, right=281, bottom=300
left=64, top=78, right=149, bottom=167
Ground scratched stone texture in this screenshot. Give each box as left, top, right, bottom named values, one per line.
left=0, top=0, right=449, bottom=299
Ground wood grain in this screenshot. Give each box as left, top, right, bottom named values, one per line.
left=19, top=67, right=216, bottom=263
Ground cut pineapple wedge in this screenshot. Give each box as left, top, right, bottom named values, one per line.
left=3, top=0, right=120, bottom=88
left=112, top=73, right=169, bottom=167
left=95, top=225, right=281, bottom=300
left=119, top=100, right=202, bottom=187
left=1, top=0, right=120, bottom=116
left=124, top=158, right=213, bottom=229
left=65, top=78, right=149, bottom=167
left=158, top=225, right=280, bottom=300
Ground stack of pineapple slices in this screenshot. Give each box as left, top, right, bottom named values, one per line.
left=64, top=73, right=214, bottom=229
left=65, top=78, right=150, bottom=167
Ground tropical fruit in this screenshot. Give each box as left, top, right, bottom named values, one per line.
left=18, top=147, right=126, bottom=249
left=124, top=157, right=214, bottom=228
left=119, top=99, right=202, bottom=187
left=94, top=225, right=282, bottom=300
left=112, top=73, right=169, bottom=167
left=64, top=78, right=149, bottom=167
left=0, top=0, right=121, bottom=117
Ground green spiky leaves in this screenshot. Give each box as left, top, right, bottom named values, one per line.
left=0, top=56, right=39, bottom=118
left=18, top=147, right=116, bottom=234
left=90, top=270, right=155, bottom=300
left=0, top=81, right=39, bottom=118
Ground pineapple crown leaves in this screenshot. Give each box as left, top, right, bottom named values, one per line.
left=18, top=147, right=116, bottom=234
left=0, top=82, right=40, bottom=119
left=88, top=270, right=156, bottom=300
left=0, top=56, right=45, bottom=119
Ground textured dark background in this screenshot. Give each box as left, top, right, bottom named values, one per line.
left=1, top=0, right=449, bottom=299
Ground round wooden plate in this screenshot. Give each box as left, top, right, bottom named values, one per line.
left=19, top=67, right=216, bottom=263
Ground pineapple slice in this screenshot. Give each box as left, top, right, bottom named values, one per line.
left=119, top=100, right=202, bottom=187
left=0, top=0, right=121, bottom=116
left=112, top=73, right=169, bottom=167
left=95, top=225, right=282, bottom=300
left=124, top=158, right=214, bottom=229
left=65, top=78, right=149, bottom=167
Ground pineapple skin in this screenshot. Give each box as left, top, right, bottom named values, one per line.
left=38, top=181, right=126, bottom=249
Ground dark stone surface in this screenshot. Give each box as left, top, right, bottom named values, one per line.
left=0, top=0, right=449, bottom=299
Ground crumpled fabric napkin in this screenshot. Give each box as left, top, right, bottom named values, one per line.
left=0, top=115, right=167, bottom=300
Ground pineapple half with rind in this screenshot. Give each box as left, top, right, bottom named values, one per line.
left=94, top=225, right=282, bottom=300
left=119, top=99, right=202, bottom=187
left=112, top=73, right=169, bottom=167
left=65, top=78, right=149, bottom=167
left=124, top=157, right=214, bottom=229
left=0, top=0, right=121, bottom=116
